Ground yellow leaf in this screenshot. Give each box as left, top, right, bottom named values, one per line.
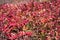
left=23, top=25, right=28, bottom=31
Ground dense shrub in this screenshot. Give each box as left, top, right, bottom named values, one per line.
left=0, top=0, right=60, bottom=40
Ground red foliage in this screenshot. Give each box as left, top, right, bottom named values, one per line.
left=0, top=0, right=60, bottom=40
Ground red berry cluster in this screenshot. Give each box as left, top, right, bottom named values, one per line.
left=0, top=0, right=60, bottom=40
